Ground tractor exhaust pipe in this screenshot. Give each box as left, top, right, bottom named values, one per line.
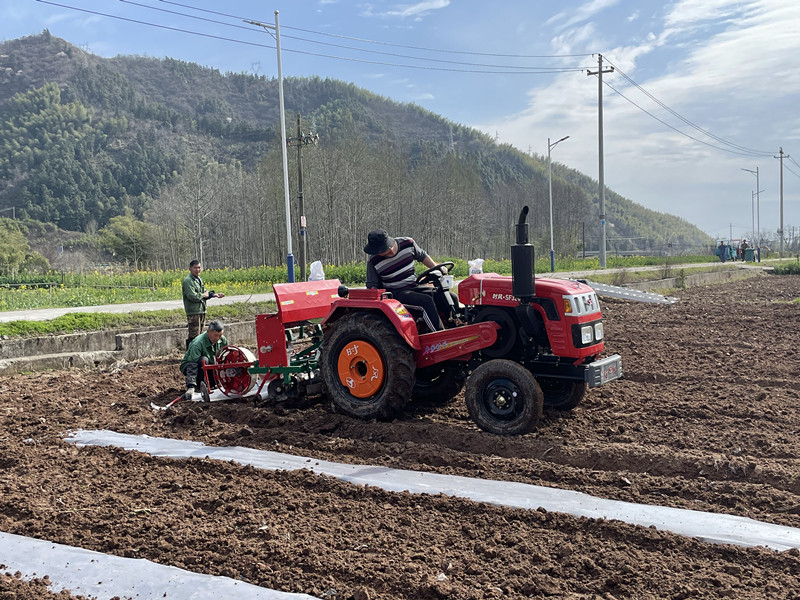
left=511, top=206, right=535, bottom=303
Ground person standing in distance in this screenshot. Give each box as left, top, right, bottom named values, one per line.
left=182, top=259, right=225, bottom=349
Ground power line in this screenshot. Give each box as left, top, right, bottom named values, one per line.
left=156, top=0, right=594, bottom=59
left=119, top=0, right=584, bottom=72
left=37, top=0, right=586, bottom=74
left=604, top=58, right=774, bottom=157
left=602, top=78, right=774, bottom=157
left=784, top=162, right=800, bottom=179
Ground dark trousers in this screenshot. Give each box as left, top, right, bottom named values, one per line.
left=184, top=356, right=216, bottom=389
left=187, top=313, right=206, bottom=344
left=394, top=287, right=444, bottom=332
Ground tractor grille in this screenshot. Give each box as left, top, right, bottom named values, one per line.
left=563, top=291, right=600, bottom=316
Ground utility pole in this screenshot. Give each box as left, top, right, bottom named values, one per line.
left=741, top=167, right=760, bottom=252
left=548, top=135, right=569, bottom=272
left=775, top=148, right=788, bottom=253
left=587, top=54, right=614, bottom=267
left=287, top=114, right=319, bottom=281
left=246, top=11, right=294, bottom=281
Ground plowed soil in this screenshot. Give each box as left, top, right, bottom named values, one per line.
left=3, top=274, right=800, bottom=600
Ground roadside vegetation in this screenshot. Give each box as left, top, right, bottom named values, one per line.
left=0, top=301, right=275, bottom=338
left=771, top=260, right=800, bottom=275
left=0, top=254, right=717, bottom=312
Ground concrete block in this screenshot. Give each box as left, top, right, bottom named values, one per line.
left=0, top=320, right=258, bottom=375
left=0, top=330, right=116, bottom=360
left=0, top=350, right=121, bottom=376
left=114, top=321, right=258, bottom=361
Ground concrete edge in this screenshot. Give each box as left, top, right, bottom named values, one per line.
left=622, top=266, right=765, bottom=293
left=0, top=321, right=258, bottom=376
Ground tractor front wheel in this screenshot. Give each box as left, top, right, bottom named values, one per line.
left=320, top=313, right=416, bottom=420
left=465, top=359, right=543, bottom=435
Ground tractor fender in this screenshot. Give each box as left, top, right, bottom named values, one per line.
left=323, top=298, right=422, bottom=350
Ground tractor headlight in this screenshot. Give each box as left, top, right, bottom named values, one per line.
left=594, top=322, right=604, bottom=340
left=581, top=325, right=593, bottom=344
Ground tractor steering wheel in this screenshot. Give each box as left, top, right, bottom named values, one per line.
left=416, top=261, right=455, bottom=287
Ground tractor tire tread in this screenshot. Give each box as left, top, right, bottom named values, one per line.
left=320, top=312, right=415, bottom=420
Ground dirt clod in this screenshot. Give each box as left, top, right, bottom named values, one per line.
left=2, top=275, right=800, bottom=599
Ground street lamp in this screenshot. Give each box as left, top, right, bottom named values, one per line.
left=741, top=167, right=760, bottom=261
left=247, top=11, right=295, bottom=282
left=548, top=135, right=570, bottom=272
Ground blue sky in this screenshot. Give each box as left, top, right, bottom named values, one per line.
left=2, top=0, right=800, bottom=242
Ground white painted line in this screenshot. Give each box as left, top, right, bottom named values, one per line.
left=66, top=429, right=800, bottom=552
left=0, top=531, right=320, bottom=600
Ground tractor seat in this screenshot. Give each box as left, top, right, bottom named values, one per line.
left=402, top=304, right=434, bottom=334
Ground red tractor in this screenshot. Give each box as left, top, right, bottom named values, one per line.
left=318, top=206, right=621, bottom=434
left=194, top=206, right=621, bottom=435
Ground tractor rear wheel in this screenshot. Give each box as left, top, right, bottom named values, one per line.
left=412, top=364, right=466, bottom=403
left=473, top=307, right=521, bottom=359
left=465, top=359, right=543, bottom=435
left=537, top=378, right=587, bottom=411
left=320, top=312, right=416, bottom=420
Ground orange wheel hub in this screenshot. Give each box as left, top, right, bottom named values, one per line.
left=336, top=340, right=386, bottom=398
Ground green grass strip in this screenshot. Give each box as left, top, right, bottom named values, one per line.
left=0, top=302, right=275, bottom=339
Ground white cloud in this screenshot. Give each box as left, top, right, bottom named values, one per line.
left=663, top=0, right=750, bottom=27
left=385, top=0, right=450, bottom=18
left=473, top=0, right=800, bottom=234
left=547, top=0, right=622, bottom=30
left=43, top=13, right=73, bottom=26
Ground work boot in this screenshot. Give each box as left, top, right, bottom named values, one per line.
left=183, top=387, right=195, bottom=401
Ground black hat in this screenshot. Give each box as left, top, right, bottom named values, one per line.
left=364, top=229, right=395, bottom=254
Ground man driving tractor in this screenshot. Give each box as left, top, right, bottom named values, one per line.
left=364, top=229, right=452, bottom=332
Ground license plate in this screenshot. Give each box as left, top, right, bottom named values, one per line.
left=599, top=355, right=622, bottom=384
left=586, top=354, right=623, bottom=387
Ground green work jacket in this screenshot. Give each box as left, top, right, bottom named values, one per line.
left=182, top=274, right=206, bottom=316
left=180, top=331, right=228, bottom=374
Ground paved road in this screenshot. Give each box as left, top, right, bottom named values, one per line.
left=0, top=293, right=276, bottom=323
left=0, top=260, right=770, bottom=323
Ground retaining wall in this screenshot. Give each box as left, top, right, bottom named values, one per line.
left=622, top=266, right=764, bottom=293
left=0, top=321, right=257, bottom=376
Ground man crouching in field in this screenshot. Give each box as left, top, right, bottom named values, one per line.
left=179, top=320, right=227, bottom=401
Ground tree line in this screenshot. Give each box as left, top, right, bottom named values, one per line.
left=72, top=127, right=592, bottom=272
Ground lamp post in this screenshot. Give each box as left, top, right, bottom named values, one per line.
left=247, top=11, right=294, bottom=282
left=741, top=167, right=760, bottom=258
left=548, top=135, right=569, bottom=272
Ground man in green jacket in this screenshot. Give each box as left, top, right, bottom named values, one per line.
left=182, top=259, right=225, bottom=348
left=180, top=320, right=228, bottom=401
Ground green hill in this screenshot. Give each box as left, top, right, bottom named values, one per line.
left=0, top=31, right=713, bottom=270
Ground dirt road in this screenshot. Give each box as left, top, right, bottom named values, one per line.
left=2, top=274, right=800, bottom=599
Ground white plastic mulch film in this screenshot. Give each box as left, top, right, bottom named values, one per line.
left=0, top=530, right=320, bottom=600
left=63, top=429, right=800, bottom=552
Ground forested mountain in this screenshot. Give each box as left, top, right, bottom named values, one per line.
left=0, top=31, right=713, bottom=271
